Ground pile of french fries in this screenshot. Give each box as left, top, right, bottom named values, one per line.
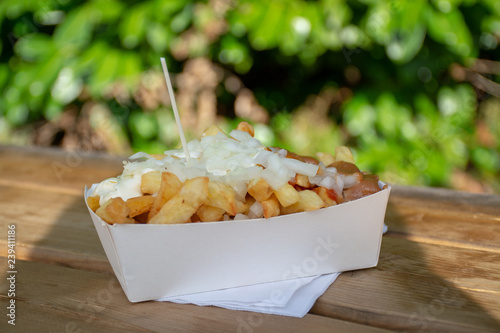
left=87, top=122, right=377, bottom=225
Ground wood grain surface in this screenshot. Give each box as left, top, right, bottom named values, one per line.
left=0, top=145, right=499, bottom=332
left=0, top=257, right=391, bottom=333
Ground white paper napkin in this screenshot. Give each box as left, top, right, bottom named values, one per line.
left=158, top=273, right=340, bottom=317
left=158, top=225, right=388, bottom=317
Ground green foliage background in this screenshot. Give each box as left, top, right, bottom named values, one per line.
left=1, top=0, right=499, bottom=192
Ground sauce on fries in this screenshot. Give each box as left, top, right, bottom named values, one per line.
left=88, top=122, right=384, bottom=224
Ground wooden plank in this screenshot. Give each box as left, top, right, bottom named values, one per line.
left=311, top=237, right=500, bottom=332
left=2, top=302, right=150, bottom=333
left=390, top=185, right=500, bottom=217
left=0, top=145, right=123, bottom=194
left=385, top=186, right=500, bottom=251
left=0, top=185, right=109, bottom=273
left=0, top=258, right=390, bottom=333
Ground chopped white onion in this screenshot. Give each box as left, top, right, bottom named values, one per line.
left=128, top=152, right=153, bottom=160
left=325, top=167, right=338, bottom=175
left=333, top=175, right=344, bottom=196
left=231, top=181, right=248, bottom=201
left=262, top=168, right=289, bottom=190
left=309, top=175, right=323, bottom=186
left=248, top=201, right=264, bottom=219
left=254, top=150, right=273, bottom=165
left=340, top=173, right=361, bottom=188
left=277, top=149, right=288, bottom=157
left=229, top=129, right=253, bottom=142
left=319, top=176, right=336, bottom=189
left=280, top=157, right=319, bottom=177
left=233, top=213, right=250, bottom=220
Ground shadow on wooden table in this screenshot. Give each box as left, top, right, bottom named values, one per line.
left=311, top=186, right=500, bottom=332
left=0, top=147, right=137, bottom=331
left=377, top=187, right=500, bottom=331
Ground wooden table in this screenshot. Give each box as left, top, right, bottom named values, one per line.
left=1, top=145, right=499, bottom=332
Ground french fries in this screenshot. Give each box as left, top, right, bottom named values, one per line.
left=294, top=174, right=310, bottom=188
left=274, top=183, right=300, bottom=207
left=148, top=172, right=182, bottom=220
left=203, top=124, right=225, bottom=137
left=235, top=195, right=255, bottom=215
left=196, top=204, right=225, bottom=222
left=149, top=177, right=209, bottom=224
left=281, top=190, right=325, bottom=215
left=126, top=196, right=155, bottom=217
left=151, top=154, right=166, bottom=160
left=90, top=122, right=380, bottom=225
left=87, top=195, right=100, bottom=212
left=207, top=181, right=238, bottom=216
left=96, top=197, right=135, bottom=224
left=236, top=121, right=254, bottom=136
left=262, top=195, right=280, bottom=218
left=316, top=152, right=335, bottom=167
left=247, top=178, right=274, bottom=202
left=335, top=146, right=355, bottom=164
left=141, top=171, right=161, bottom=194
left=313, top=187, right=337, bottom=207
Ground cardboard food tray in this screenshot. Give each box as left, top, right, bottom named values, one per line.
left=85, top=182, right=391, bottom=302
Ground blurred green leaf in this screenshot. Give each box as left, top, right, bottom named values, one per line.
left=14, top=33, right=55, bottom=61
left=437, top=84, right=475, bottom=128
left=5, top=103, right=29, bottom=126
left=249, top=1, right=286, bottom=50
left=74, top=40, right=110, bottom=75
left=343, top=95, right=376, bottom=138
left=426, top=149, right=452, bottom=185
left=28, top=52, right=64, bottom=109
left=480, top=0, right=500, bottom=15
left=0, top=64, right=9, bottom=90
left=89, top=0, right=124, bottom=23
left=129, top=111, right=158, bottom=140
left=147, top=22, right=170, bottom=53
left=414, top=94, right=439, bottom=135
left=118, top=52, right=142, bottom=88
left=279, top=6, right=305, bottom=56
left=375, top=93, right=414, bottom=139
left=88, top=49, right=121, bottom=96
left=321, top=0, right=351, bottom=30
left=426, top=7, right=475, bottom=57
left=385, top=26, right=426, bottom=63
left=43, top=97, right=63, bottom=121
left=170, top=3, right=193, bottom=33
left=270, top=112, right=292, bottom=132
left=51, top=67, right=83, bottom=104
left=119, top=3, right=150, bottom=49
left=219, top=35, right=247, bottom=65
left=53, top=4, right=95, bottom=51
left=471, top=147, right=499, bottom=173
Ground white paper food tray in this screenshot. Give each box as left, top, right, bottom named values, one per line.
left=85, top=183, right=391, bottom=302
